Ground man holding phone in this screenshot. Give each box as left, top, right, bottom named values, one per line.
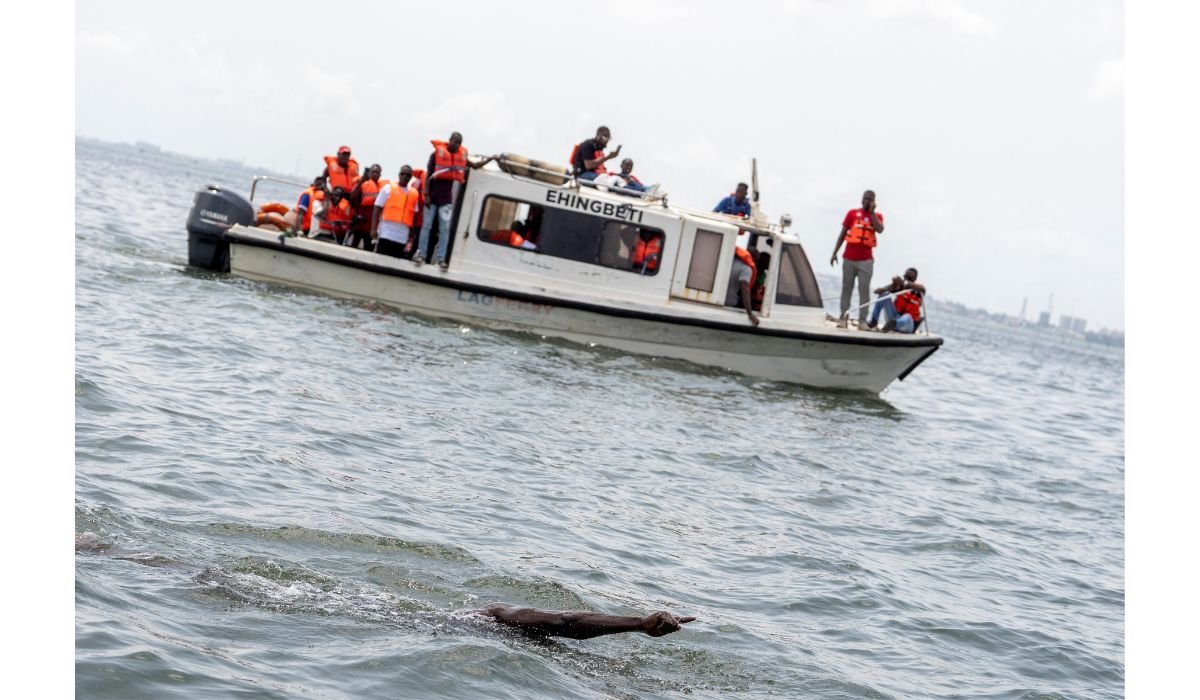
left=830, top=190, right=885, bottom=328
left=571, top=126, right=622, bottom=181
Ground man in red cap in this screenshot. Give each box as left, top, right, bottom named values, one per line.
left=321, top=146, right=360, bottom=194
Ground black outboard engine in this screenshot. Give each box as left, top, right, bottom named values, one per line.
left=186, top=185, right=254, bottom=271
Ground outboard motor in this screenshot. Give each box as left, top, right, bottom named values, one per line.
left=186, top=185, right=254, bottom=271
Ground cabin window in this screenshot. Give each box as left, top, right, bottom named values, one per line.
left=685, top=229, right=724, bottom=292
left=775, top=242, right=823, bottom=307
left=476, top=195, right=665, bottom=275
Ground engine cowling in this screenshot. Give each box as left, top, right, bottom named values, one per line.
left=186, top=185, right=253, bottom=271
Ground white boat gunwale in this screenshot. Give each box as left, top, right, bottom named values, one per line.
left=227, top=227, right=942, bottom=351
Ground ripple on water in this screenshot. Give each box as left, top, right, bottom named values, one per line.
left=76, top=140, right=1124, bottom=699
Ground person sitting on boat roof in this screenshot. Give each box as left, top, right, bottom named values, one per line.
left=726, top=247, right=760, bottom=327
left=571, top=126, right=623, bottom=183
left=630, top=229, right=663, bottom=274
left=346, top=164, right=384, bottom=251
left=417, top=132, right=496, bottom=271
left=616, top=158, right=647, bottom=193
left=713, top=183, right=752, bottom=218
left=291, top=176, right=326, bottom=237
left=321, top=146, right=360, bottom=194
left=371, top=166, right=421, bottom=259
left=313, top=186, right=353, bottom=244
left=866, top=268, right=925, bottom=333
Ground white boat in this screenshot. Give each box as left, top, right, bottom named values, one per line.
left=186, top=155, right=942, bottom=392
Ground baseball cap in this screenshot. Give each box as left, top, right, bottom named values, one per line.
left=337, top=145, right=351, bottom=155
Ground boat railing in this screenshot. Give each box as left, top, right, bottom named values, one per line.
left=491, top=154, right=670, bottom=206
left=572, top=174, right=669, bottom=205
left=668, top=205, right=789, bottom=238
left=835, top=288, right=934, bottom=336
left=249, top=175, right=311, bottom=202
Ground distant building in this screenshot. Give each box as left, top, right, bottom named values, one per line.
left=1038, top=311, right=1050, bottom=327
left=1059, top=315, right=1075, bottom=330
left=1072, top=317, right=1087, bottom=334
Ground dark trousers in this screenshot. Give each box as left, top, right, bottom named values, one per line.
left=345, top=228, right=373, bottom=251
left=376, top=238, right=408, bottom=258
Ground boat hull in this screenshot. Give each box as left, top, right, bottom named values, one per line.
left=226, top=229, right=939, bottom=393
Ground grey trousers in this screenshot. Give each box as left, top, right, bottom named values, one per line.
left=840, top=258, right=874, bottom=322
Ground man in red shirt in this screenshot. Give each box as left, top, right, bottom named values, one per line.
left=830, top=190, right=885, bottom=328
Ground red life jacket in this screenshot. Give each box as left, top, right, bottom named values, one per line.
left=323, top=155, right=360, bottom=192
left=632, top=235, right=662, bottom=271
left=844, top=208, right=883, bottom=248
left=569, top=142, right=607, bottom=175
left=431, top=140, right=468, bottom=182
left=894, top=289, right=922, bottom=324
left=488, top=229, right=530, bottom=248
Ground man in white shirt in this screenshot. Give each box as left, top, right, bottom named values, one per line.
left=371, top=165, right=420, bottom=258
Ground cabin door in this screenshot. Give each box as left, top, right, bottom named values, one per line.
left=669, top=220, right=739, bottom=306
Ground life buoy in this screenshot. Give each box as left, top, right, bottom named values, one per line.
left=258, top=202, right=289, bottom=216
left=255, top=211, right=291, bottom=230
left=496, top=153, right=570, bottom=185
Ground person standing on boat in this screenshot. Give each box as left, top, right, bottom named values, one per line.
left=321, top=146, right=360, bottom=193
left=371, top=166, right=421, bottom=259
left=830, top=190, right=885, bottom=328
left=726, top=247, right=760, bottom=327
left=347, top=164, right=384, bottom=251
left=867, top=268, right=925, bottom=333
left=291, top=176, right=326, bottom=237
left=571, top=126, right=623, bottom=182
left=416, top=132, right=495, bottom=270
left=713, top=183, right=752, bottom=218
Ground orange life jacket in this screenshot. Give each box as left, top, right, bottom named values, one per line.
left=844, top=208, right=882, bottom=248
left=431, top=140, right=468, bottom=182
left=487, top=229, right=530, bottom=247
left=632, top=236, right=662, bottom=271
left=319, top=198, right=352, bottom=231
left=298, top=187, right=325, bottom=230
left=734, top=246, right=757, bottom=285
left=894, top=289, right=922, bottom=324
left=380, top=184, right=420, bottom=227
left=358, top=178, right=383, bottom=209
left=323, top=155, right=361, bottom=192
left=569, top=142, right=607, bottom=175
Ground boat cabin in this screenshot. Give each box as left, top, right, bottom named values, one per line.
left=445, top=155, right=826, bottom=325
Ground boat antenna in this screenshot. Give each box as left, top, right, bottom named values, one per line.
left=749, top=157, right=768, bottom=227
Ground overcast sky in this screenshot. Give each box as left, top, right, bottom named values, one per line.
left=75, top=0, right=1124, bottom=330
